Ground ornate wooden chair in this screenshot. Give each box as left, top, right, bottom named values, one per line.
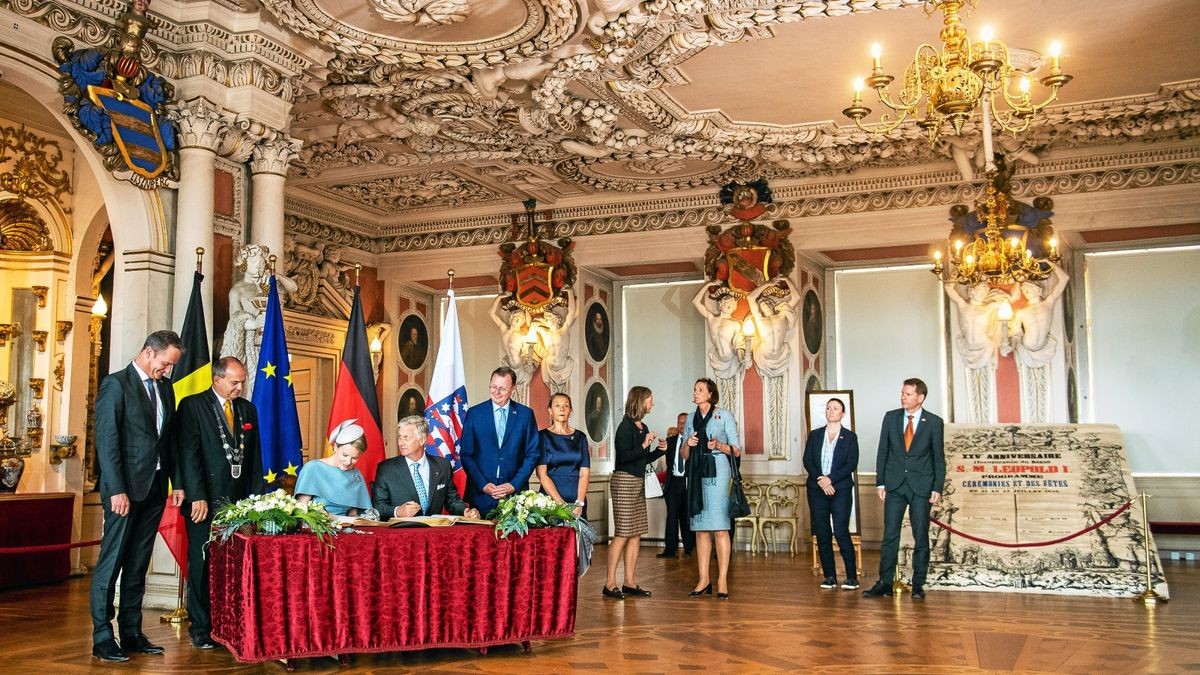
left=759, top=479, right=802, bottom=555
left=733, top=480, right=767, bottom=554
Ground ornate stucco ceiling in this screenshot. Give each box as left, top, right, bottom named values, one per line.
left=267, top=0, right=1200, bottom=230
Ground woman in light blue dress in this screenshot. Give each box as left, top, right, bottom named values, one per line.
left=295, top=419, right=372, bottom=517
left=681, top=377, right=742, bottom=600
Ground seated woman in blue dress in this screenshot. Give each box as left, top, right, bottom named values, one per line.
left=294, top=419, right=373, bottom=517
left=536, top=393, right=591, bottom=518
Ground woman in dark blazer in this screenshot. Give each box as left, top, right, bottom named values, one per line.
left=802, top=397, right=860, bottom=590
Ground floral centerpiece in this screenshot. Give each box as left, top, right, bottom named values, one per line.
left=210, top=489, right=339, bottom=544
left=488, top=490, right=582, bottom=539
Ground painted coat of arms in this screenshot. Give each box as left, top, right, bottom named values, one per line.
left=704, top=179, right=795, bottom=299
left=498, top=199, right=577, bottom=312
left=52, top=0, right=178, bottom=189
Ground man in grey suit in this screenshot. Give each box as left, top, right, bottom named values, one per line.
left=373, top=415, right=480, bottom=519
left=862, top=377, right=945, bottom=601
left=90, top=330, right=184, bottom=662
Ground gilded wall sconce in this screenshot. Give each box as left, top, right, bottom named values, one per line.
left=33, top=330, right=48, bottom=352
left=25, top=428, right=44, bottom=454
left=32, top=286, right=49, bottom=308
left=55, top=320, right=73, bottom=342
left=0, top=324, right=12, bottom=347
left=29, top=378, right=45, bottom=400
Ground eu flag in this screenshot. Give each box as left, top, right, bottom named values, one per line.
left=252, top=276, right=304, bottom=485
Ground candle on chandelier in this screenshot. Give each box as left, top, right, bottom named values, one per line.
left=1048, top=41, right=1062, bottom=73
left=1049, top=236, right=1059, bottom=257
left=980, top=25, right=994, bottom=53
left=853, top=78, right=864, bottom=104
left=871, top=43, right=882, bottom=73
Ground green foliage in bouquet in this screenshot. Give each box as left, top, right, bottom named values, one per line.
left=209, top=489, right=339, bottom=544
left=488, top=490, right=582, bottom=539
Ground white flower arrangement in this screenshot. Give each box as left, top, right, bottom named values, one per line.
left=488, top=489, right=582, bottom=539
left=210, top=489, right=339, bottom=543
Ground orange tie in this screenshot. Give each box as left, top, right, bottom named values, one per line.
left=904, top=414, right=914, bottom=452
left=224, top=399, right=235, bottom=431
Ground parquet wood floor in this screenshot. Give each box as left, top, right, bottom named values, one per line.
left=2, top=546, right=1197, bottom=673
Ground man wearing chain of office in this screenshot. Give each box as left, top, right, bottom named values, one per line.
left=176, top=356, right=264, bottom=649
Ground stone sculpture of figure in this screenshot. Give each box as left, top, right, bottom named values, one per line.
left=283, top=237, right=322, bottom=310
left=470, top=43, right=594, bottom=101
left=692, top=281, right=747, bottom=380
left=1011, top=263, right=1069, bottom=369
left=490, top=296, right=536, bottom=401
left=1010, top=264, right=1069, bottom=423
left=746, top=277, right=800, bottom=378
left=221, top=244, right=297, bottom=398
left=945, top=281, right=1010, bottom=423
left=534, top=289, right=580, bottom=393
left=945, top=282, right=1010, bottom=369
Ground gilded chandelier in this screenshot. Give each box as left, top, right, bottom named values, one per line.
left=841, top=0, right=1071, bottom=143
left=931, top=170, right=1061, bottom=286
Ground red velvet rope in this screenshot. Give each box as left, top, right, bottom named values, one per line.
left=930, top=500, right=1133, bottom=548
left=0, top=539, right=101, bottom=554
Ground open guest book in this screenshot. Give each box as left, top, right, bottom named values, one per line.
left=334, top=515, right=494, bottom=528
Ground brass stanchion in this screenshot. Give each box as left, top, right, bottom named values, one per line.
left=1134, top=491, right=1168, bottom=605
left=161, top=571, right=188, bottom=623
left=891, top=562, right=909, bottom=595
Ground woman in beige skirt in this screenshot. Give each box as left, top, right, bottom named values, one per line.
left=603, top=386, right=667, bottom=599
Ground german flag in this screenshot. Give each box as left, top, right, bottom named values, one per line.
left=326, top=284, right=384, bottom=485
left=158, top=269, right=211, bottom=576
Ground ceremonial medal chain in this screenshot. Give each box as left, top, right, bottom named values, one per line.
left=209, top=399, right=245, bottom=479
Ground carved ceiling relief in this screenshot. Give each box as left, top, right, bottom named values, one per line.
left=282, top=234, right=356, bottom=318
left=274, top=0, right=1200, bottom=225
left=0, top=125, right=73, bottom=252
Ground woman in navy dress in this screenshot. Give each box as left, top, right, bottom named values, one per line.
left=536, top=393, right=591, bottom=518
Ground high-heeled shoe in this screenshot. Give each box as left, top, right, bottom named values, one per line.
left=717, top=591, right=730, bottom=600
left=688, top=584, right=712, bottom=597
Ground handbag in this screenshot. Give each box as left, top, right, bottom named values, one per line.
left=644, top=464, right=664, bottom=499
left=728, top=458, right=751, bottom=519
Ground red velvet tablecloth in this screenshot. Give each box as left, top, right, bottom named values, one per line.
left=0, top=492, right=74, bottom=590
left=209, top=524, right=578, bottom=662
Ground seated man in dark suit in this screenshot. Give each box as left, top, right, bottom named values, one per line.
left=373, top=415, right=480, bottom=519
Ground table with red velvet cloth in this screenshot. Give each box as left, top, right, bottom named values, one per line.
left=209, top=524, right=578, bottom=662
left=0, top=492, right=74, bottom=590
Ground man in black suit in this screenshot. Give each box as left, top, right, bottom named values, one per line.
left=373, top=415, right=480, bottom=519
left=863, top=377, right=946, bottom=601
left=176, top=356, right=264, bottom=649
left=90, top=330, right=184, bottom=662
left=657, top=412, right=694, bottom=559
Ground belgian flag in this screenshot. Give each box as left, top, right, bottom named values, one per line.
left=158, top=269, right=211, bottom=576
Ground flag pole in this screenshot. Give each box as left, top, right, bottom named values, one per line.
left=161, top=248, right=204, bottom=626
left=355, top=263, right=362, bottom=287
left=447, top=268, right=455, bottom=291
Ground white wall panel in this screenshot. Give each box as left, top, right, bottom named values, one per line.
left=1085, top=246, right=1200, bottom=474
left=833, top=265, right=947, bottom=471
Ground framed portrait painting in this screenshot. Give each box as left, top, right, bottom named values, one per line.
left=398, top=314, right=429, bottom=371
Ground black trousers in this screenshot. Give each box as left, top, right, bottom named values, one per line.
left=662, top=478, right=693, bottom=554
left=183, top=506, right=214, bottom=639
left=90, top=472, right=166, bottom=644
left=878, top=487, right=932, bottom=586
left=808, top=485, right=856, bottom=579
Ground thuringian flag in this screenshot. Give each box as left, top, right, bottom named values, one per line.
left=159, top=270, right=210, bottom=576
left=424, top=288, right=468, bottom=497
left=252, top=275, right=303, bottom=485
left=326, top=285, right=384, bottom=485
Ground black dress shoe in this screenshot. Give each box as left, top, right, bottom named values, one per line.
left=655, top=551, right=677, bottom=559
left=911, top=585, right=926, bottom=600
left=819, top=576, right=837, bottom=589
left=621, top=585, right=652, bottom=597
left=688, top=584, right=712, bottom=597
left=121, top=633, right=165, bottom=655
left=92, top=638, right=130, bottom=662
left=191, top=635, right=218, bottom=649
left=862, top=581, right=894, bottom=597
left=602, top=586, right=625, bottom=599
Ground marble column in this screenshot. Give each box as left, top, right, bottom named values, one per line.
left=249, top=132, right=301, bottom=266
left=169, top=98, right=229, bottom=339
